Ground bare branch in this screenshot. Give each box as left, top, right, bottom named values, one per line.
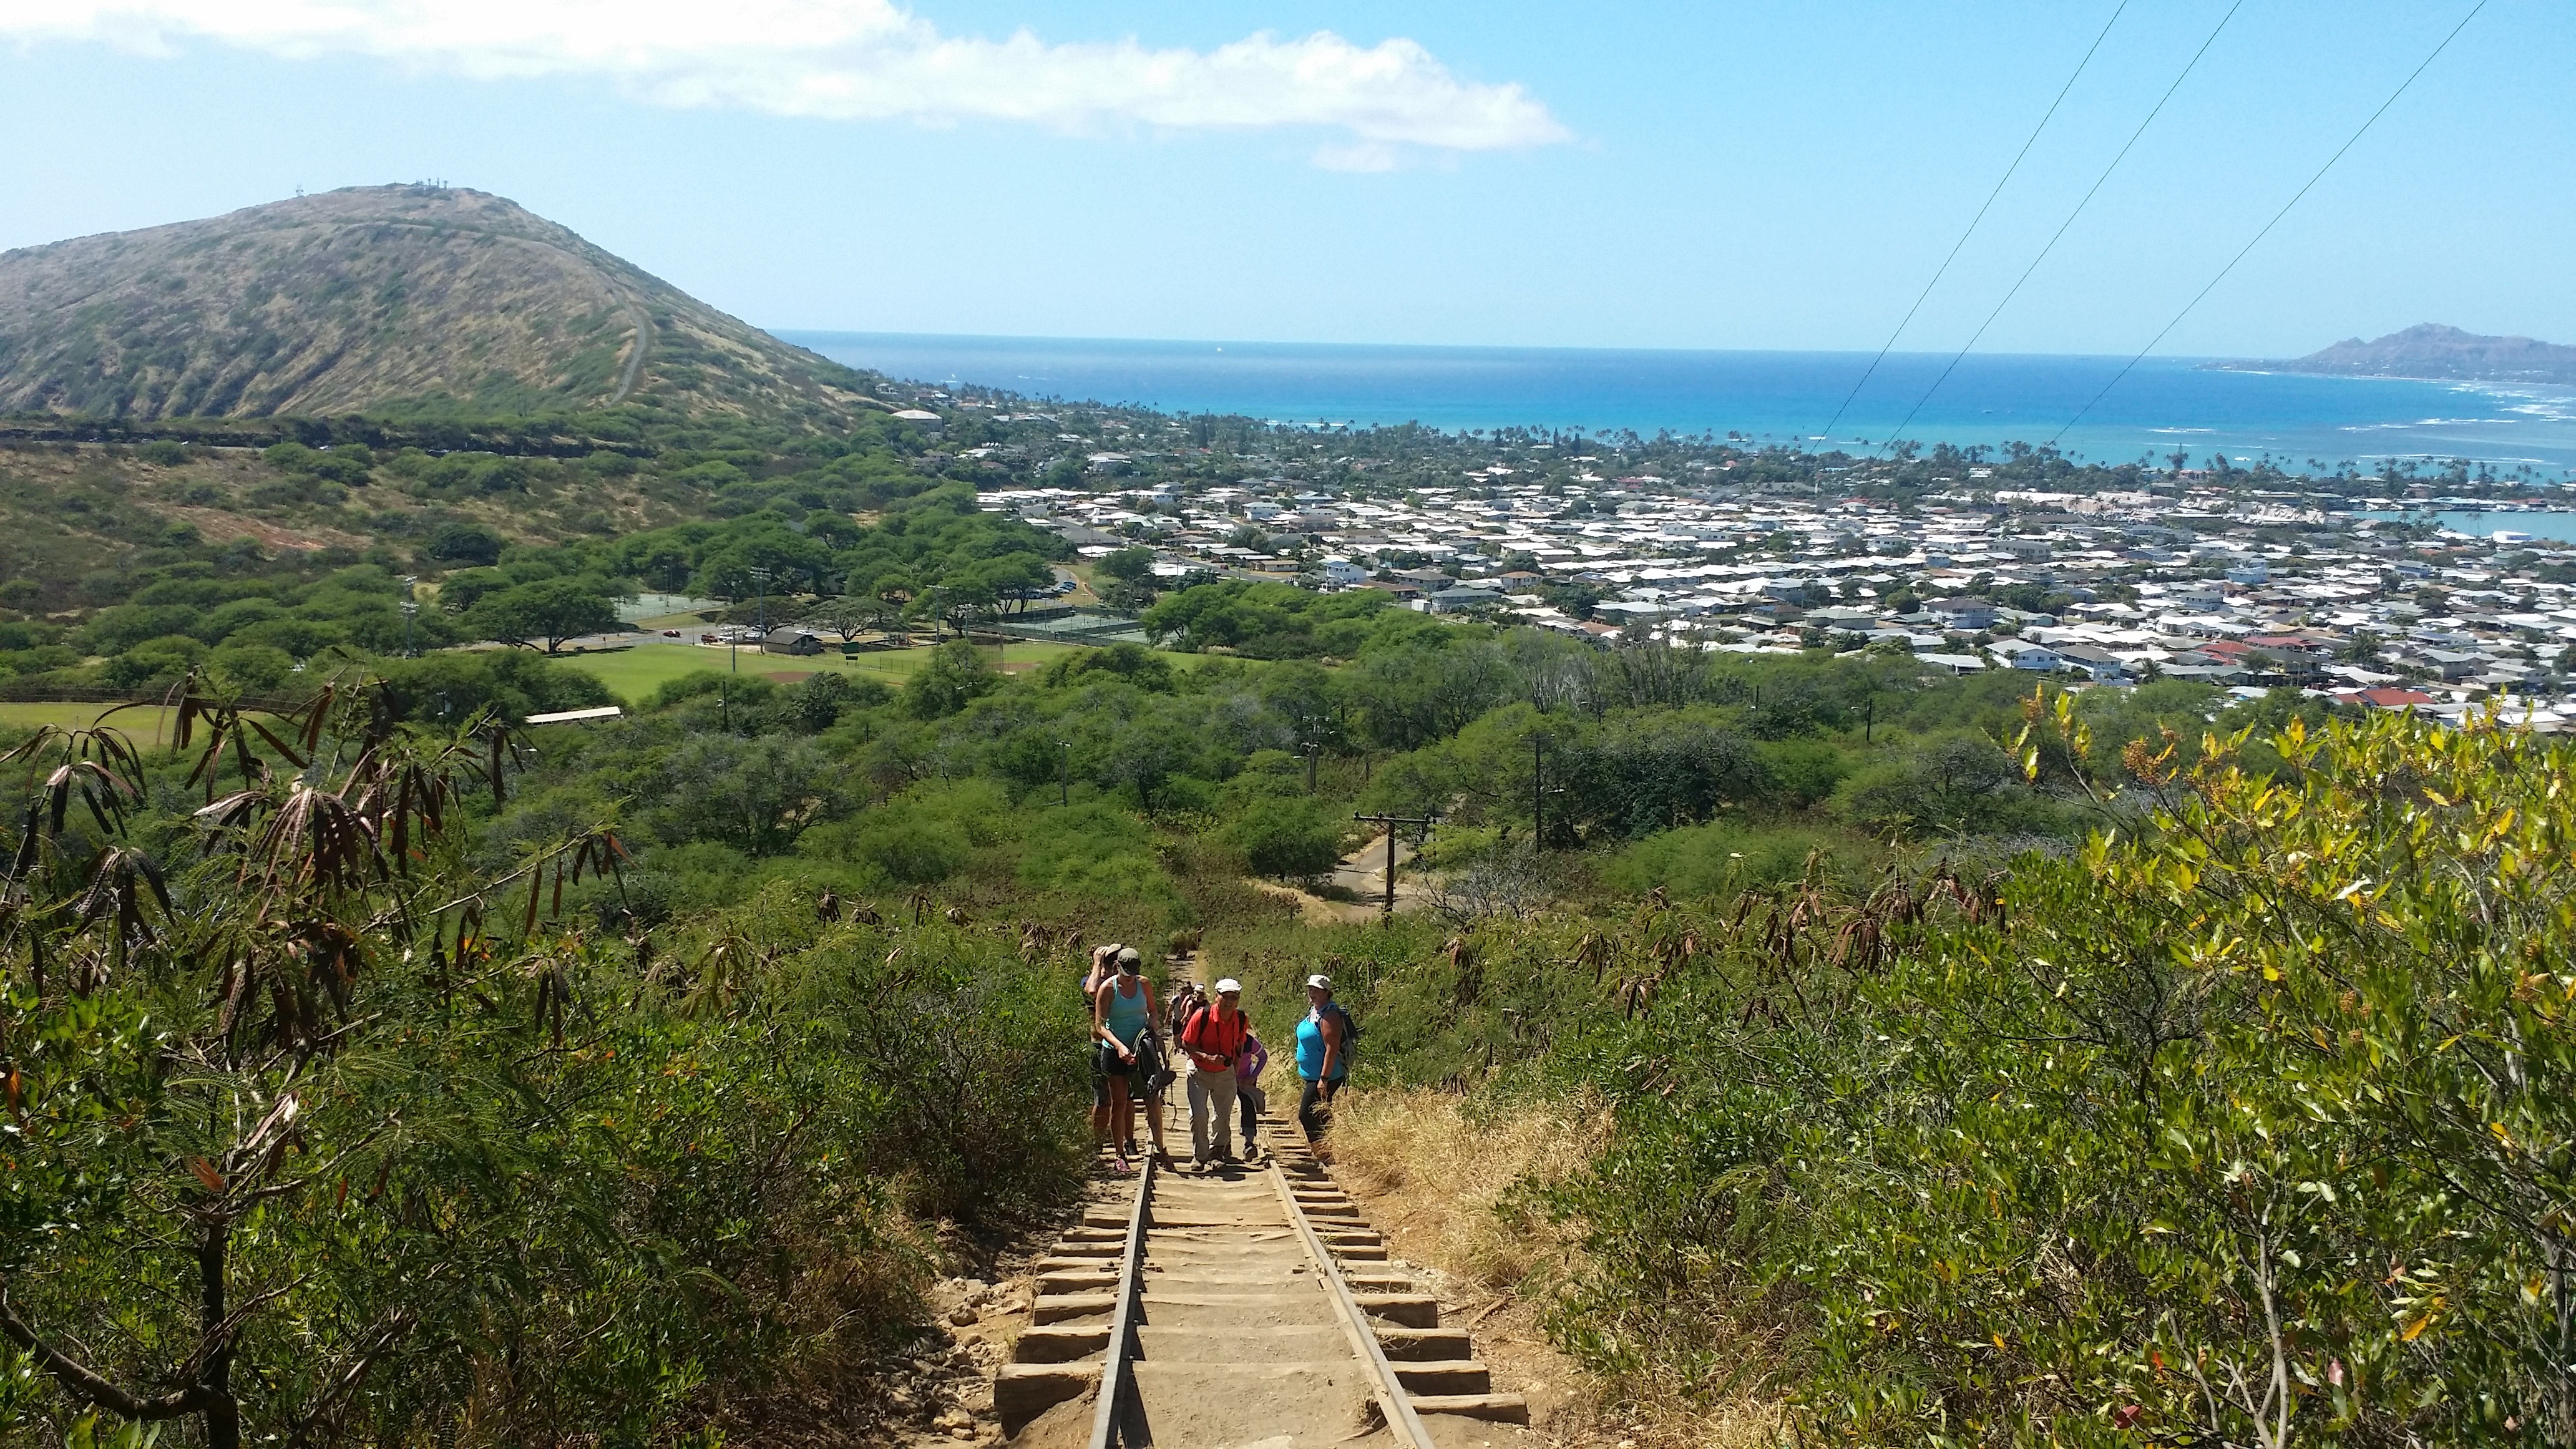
left=0, top=1284, right=218, bottom=1421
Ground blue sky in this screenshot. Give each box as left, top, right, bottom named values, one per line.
left=1, top=0, right=2565, bottom=356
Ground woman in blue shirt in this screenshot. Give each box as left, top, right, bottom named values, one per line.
left=1092, top=951, right=1161, bottom=1174
left=1294, top=972, right=1349, bottom=1149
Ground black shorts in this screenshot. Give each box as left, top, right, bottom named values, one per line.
left=1097, top=1041, right=1138, bottom=1077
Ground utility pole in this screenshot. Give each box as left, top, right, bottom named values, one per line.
left=751, top=567, right=773, bottom=650
left=1057, top=739, right=1072, bottom=806
left=1351, top=811, right=1437, bottom=919
left=1530, top=733, right=1564, bottom=849
left=1304, top=740, right=1320, bottom=796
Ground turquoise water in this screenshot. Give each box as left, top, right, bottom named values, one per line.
left=2361, top=511, right=2576, bottom=543
left=783, top=331, right=2576, bottom=474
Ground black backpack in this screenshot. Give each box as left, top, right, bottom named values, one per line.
left=1323, top=1001, right=1360, bottom=1056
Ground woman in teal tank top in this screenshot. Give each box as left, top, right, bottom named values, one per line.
left=1294, top=973, right=1347, bottom=1147
left=1091, top=955, right=1161, bottom=1173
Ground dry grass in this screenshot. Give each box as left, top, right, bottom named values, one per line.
left=1328, top=1085, right=1605, bottom=1292
left=1328, top=1087, right=1788, bottom=1449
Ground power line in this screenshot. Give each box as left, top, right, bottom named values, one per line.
left=2052, top=0, right=2489, bottom=447
left=1811, top=0, right=2132, bottom=451
left=1876, top=0, right=2248, bottom=455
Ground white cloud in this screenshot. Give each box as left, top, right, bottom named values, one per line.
left=0, top=0, right=1568, bottom=157
left=1310, top=140, right=1402, bottom=173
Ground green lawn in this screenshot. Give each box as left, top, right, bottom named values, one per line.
left=552, top=638, right=1088, bottom=705
left=0, top=701, right=181, bottom=743
left=1, top=636, right=1210, bottom=736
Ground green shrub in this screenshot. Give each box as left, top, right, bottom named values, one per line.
left=1016, top=803, right=1176, bottom=903
left=205, top=641, right=296, bottom=693
left=646, top=734, right=847, bottom=856
left=802, top=779, right=1010, bottom=887
left=1606, top=819, right=1875, bottom=899
left=377, top=650, right=615, bottom=724
left=97, top=632, right=203, bottom=688
left=0, top=693, right=1085, bottom=1448
left=426, top=519, right=504, bottom=565
left=1541, top=712, right=2576, bottom=1445
left=1219, top=795, right=1345, bottom=879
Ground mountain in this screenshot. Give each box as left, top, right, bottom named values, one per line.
left=0, top=185, right=887, bottom=425
left=2210, top=323, right=2576, bottom=386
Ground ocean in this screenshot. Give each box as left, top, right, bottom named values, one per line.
left=780, top=332, right=2576, bottom=476
left=2361, top=511, right=2576, bottom=544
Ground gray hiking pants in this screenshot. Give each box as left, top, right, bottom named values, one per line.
left=1187, top=1065, right=1239, bottom=1161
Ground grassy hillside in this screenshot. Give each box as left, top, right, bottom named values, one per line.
left=0, top=185, right=888, bottom=426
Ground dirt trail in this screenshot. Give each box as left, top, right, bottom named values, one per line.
left=1253, top=832, right=1437, bottom=927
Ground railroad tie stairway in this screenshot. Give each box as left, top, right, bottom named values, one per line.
left=1268, top=1134, right=1528, bottom=1426
left=993, top=1114, right=1527, bottom=1444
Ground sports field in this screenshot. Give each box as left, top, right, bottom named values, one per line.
left=0, top=636, right=1239, bottom=735
left=552, top=638, right=1086, bottom=704
left=0, top=701, right=182, bottom=741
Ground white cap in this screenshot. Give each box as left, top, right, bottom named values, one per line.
left=1214, top=978, right=1242, bottom=995
left=1117, top=945, right=1141, bottom=964
left=1305, top=973, right=1332, bottom=991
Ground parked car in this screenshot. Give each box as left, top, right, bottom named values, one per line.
left=661, top=628, right=682, bottom=637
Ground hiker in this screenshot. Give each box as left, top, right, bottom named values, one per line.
left=1236, top=1029, right=1269, bottom=1163
left=1082, top=942, right=1121, bottom=1002
left=1181, top=978, right=1251, bottom=1169
left=1091, top=947, right=1162, bottom=1174
left=1118, top=946, right=1177, bottom=1168
left=1296, top=973, right=1352, bottom=1146
left=1166, top=975, right=1206, bottom=1044
left=1083, top=943, right=1122, bottom=1125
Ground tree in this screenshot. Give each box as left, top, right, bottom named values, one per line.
left=464, top=579, right=621, bottom=654
left=425, top=520, right=504, bottom=566
left=649, top=734, right=846, bottom=854
left=977, top=553, right=1058, bottom=616
left=1040, top=642, right=1174, bottom=693
left=691, top=524, right=832, bottom=600
left=803, top=594, right=877, bottom=645
left=905, top=640, right=997, bottom=720
left=872, top=571, right=922, bottom=640
left=1097, top=548, right=1154, bottom=585
left=1101, top=718, right=1181, bottom=814
left=925, top=573, right=997, bottom=639
left=1219, top=796, right=1344, bottom=878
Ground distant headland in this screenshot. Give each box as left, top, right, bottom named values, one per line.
left=2208, top=323, right=2576, bottom=386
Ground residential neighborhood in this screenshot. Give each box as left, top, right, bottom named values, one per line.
left=971, top=459, right=2576, bottom=729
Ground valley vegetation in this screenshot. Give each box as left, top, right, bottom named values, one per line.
left=0, top=356, right=2567, bottom=1447
left=14, top=548, right=2532, bottom=1443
